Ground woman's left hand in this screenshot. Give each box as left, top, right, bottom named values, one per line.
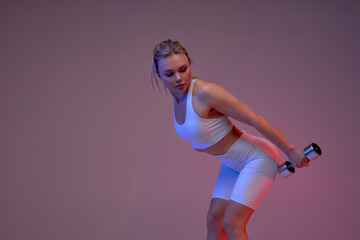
left=286, top=147, right=309, bottom=168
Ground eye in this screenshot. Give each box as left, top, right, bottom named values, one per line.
left=179, top=67, right=187, bottom=72
left=165, top=72, right=174, bottom=77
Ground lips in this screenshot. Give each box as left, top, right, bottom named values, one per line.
left=176, top=84, right=185, bottom=88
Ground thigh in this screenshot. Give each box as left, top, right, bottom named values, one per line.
left=230, top=156, right=278, bottom=210
left=211, top=164, right=240, bottom=201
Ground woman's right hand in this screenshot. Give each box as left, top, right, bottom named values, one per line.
left=286, top=147, right=309, bottom=168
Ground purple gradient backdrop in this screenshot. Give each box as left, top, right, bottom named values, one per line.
left=1, top=0, right=359, bottom=239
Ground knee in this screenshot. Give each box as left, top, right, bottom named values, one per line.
left=222, top=215, right=247, bottom=235
left=207, top=209, right=224, bottom=227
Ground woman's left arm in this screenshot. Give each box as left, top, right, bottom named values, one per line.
left=199, top=82, right=308, bottom=168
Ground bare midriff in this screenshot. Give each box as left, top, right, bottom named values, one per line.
left=194, top=127, right=244, bottom=156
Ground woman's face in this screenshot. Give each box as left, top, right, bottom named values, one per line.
left=157, top=53, right=192, bottom=98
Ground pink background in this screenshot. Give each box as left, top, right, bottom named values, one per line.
left=1, top=0, right=359, bottom=239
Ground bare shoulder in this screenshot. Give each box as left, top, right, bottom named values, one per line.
left=193, top=79, right=227, bottom=95
left=193, top=79, right=231, bottom=101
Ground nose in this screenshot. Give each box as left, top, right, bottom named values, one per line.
left=174, top=72, right=181, bottom=82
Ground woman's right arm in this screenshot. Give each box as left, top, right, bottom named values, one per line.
left=198, top=82, right=308, bottom=168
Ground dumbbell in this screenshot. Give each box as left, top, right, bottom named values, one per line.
left=278, top=143, right=322, bottom=178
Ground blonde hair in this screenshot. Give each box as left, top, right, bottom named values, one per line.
left=150, top=39, right=192, bottom=91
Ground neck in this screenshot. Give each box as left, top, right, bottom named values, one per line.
left=171, top=79, right=193, bottom=103
left=172, top=91, right=187, bottom=104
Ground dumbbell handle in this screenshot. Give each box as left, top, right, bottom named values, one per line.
left=278, top=143, right=322, bottom=178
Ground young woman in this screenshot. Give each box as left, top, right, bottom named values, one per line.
left=150, top=39, right=308, bottom=240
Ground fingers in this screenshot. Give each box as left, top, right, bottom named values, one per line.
left=296, top=163, right=304, bottom=168
left=288, top=149, right=310, bottom=168
left=296, top=157, right=310, bottom=168
left=302, top=157, right=310, bottom=167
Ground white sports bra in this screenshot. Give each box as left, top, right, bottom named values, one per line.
left=173, top=79, right=234, bottom=149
